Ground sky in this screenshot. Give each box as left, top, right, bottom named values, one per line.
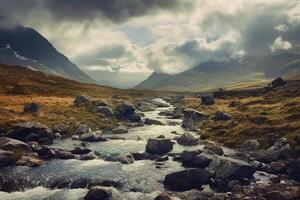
left=0, top=0, right=300, bottom=88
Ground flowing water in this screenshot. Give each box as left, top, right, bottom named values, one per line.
left=0, top=100, right=272, bottom=200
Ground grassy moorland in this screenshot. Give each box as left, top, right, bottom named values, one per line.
left=180, top=80, right=300, bottom=151
left=0, top=63, right=171, bottom=129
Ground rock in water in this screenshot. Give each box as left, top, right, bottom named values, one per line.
left=23, top=102, right=39, bottom=113
left=177, top=132, right=199, bottom=145
left=203, top=143, right=224, bottom=155
left=144, top=118, right=164, bottom=125
left=208, top=156, right=255, bottom=181
left=163, top=169, right=210, bottom=191
left=84, top=187, right=112, bottom=200
left=201, top=95, right=215, bottom=105
left=150, top=98, right=169, bottom=107
left=6, top=122, right=54, bottom=144
left=0, top=137, right=31, bottom=152
left=115, top=101, right=141, bottom=122
left=112, top=127, right=129, bottom=134
left=80, top=132, right=107, bottom=142
left=146, top=138, right=173, bottom=154
left=74, top=95, right=92, bottom=106
left=182, top=109, right=208, bottom=130
left=137, top=102, right=157, bottom=112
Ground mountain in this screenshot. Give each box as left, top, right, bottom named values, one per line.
left=135, top=53, right=300, bottom=91
left=0, top=26, right=94, bottom=83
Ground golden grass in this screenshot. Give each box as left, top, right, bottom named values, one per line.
left=180, top=89, right=300, bottom=150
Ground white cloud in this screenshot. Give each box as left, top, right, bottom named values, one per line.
left=270, top=36, right=292, bottom=52
left=274, top=24, right=289, bottom=32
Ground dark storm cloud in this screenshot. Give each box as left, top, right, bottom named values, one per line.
left=0, top=0, right=192, bottom=27
left=44, top=0, right=191, bottom=22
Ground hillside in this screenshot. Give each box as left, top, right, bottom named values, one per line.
left=0, top=63, right=166, bottom=128
left=0, top=26, right=93, bottom=83
left=136, top=53, right=300, bottom=91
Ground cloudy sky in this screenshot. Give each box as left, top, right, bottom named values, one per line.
left=1, top=0, right=300, bottom=87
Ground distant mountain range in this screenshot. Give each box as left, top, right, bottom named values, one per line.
left=136, top=52, right=300, bottom=91
left=0, top=26, right=93, bottom=83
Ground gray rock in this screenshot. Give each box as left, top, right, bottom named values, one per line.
left=154, top=193, right=172, bottom=200
left=181, top=150, right=201, bottom=167
left=117, top=154, right=134, bottom=164
left=75, top=125, right=91, bottom=135
left=193, top=151, right=214, bottom=168
left=201, top=95, right=215, bottom=105
left=95, top=106, right=114, bottom=117
left=0, top=137, right=31, bottom=152
left=80, top=132, right=107, bottom=142
left=150, top=98, right=169, bottom=107
left=74, top=95, right=92, bottom=106
left=208, top=156, right=255, bottom=181
left=163, top=169, right=210, bottom=191
left=0, top=150, right=16, bottom=167
left=84, top=187, right=112, bottom=200
left=6, top=122, right=53, bottom=143
left=36, top=146, right=56, bottom=159
left=177, top=132, right=199, bottom=145
left=203, top=143, right=224, bottom=155
left=115, top=101, right=141, bottom=123
left=112, top=127, right=128, bottom=134
left=55, top=150, right=75, bottom=159
left=23, top=102, right=39, bottom=113
left=182, top=109, right=208, bottom=130
left=144, top=118, right=165, bottom=125
left=71, top=147, right=91, bottom=155
left=138, top=102, right=157, bottom=112
left=214, top=111, right=232, bottom=121
left=241, top=139, right=260, bottom=151
left=146, top=138, right=173, bottom=154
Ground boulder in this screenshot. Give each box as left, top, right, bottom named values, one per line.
left=150, top=98, right=169, bottom=107
left=181, top=150, right=201, bottom=167
left=163, top=169, right=210, bottom=191
left=201, top=95, right=215, bottom=105
left=112, top=127, right=129, bottom=134
left=270, top=77, right=286, bottom=89
left=0, top=137, right=31, bottom=152
left=6, top=122, right=53, bottom=143
left=208, top=156, right=255, bottom=181
left=23, top=102, right=39, bottom=113
left=74, top=95, right=92, bottom=106
left=193, top=151, right=214, bottom=168
left=79, top=153, right=96, bottom=161
left=182, top=109, right=208, bottom=130
left=80, top=132, right=107, bottom=142
left=75, top=125, right=91, bottom=135
left=117, top=154, right=134, bottom=164
left=0, top=150, right=16, bottom=167
left=115, top=101, right=141, bottom=122
left=241, top=139, right=260, bottom=151
left=203, top=143, right=224, bottom=155
left=84, top=187, right=112, bottom=200
left=146, top=138, right=173, bottom=154
left=36, top=146, right=56, bottom=159
left=138, top=102, right=157, bottom=112
left=55, top=150, right=76, bottom=160
left=95, top=106, right=114, bottom=117
left=154, top=193, right=173, bottom=200
left=177, top=132, right=199, bottom=145
left=214, top=111, right=232, bottom=121
left=144, top=118, right=164, bottom=125
left=71, top=147, right=91, bottom=155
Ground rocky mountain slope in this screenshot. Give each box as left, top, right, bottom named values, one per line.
left=136, top=53, right=300, bottom=91
left=0, top=26, right=94, bottom=83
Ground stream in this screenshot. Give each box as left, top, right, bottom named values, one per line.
left=0, top=99, right=273, bottom=200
